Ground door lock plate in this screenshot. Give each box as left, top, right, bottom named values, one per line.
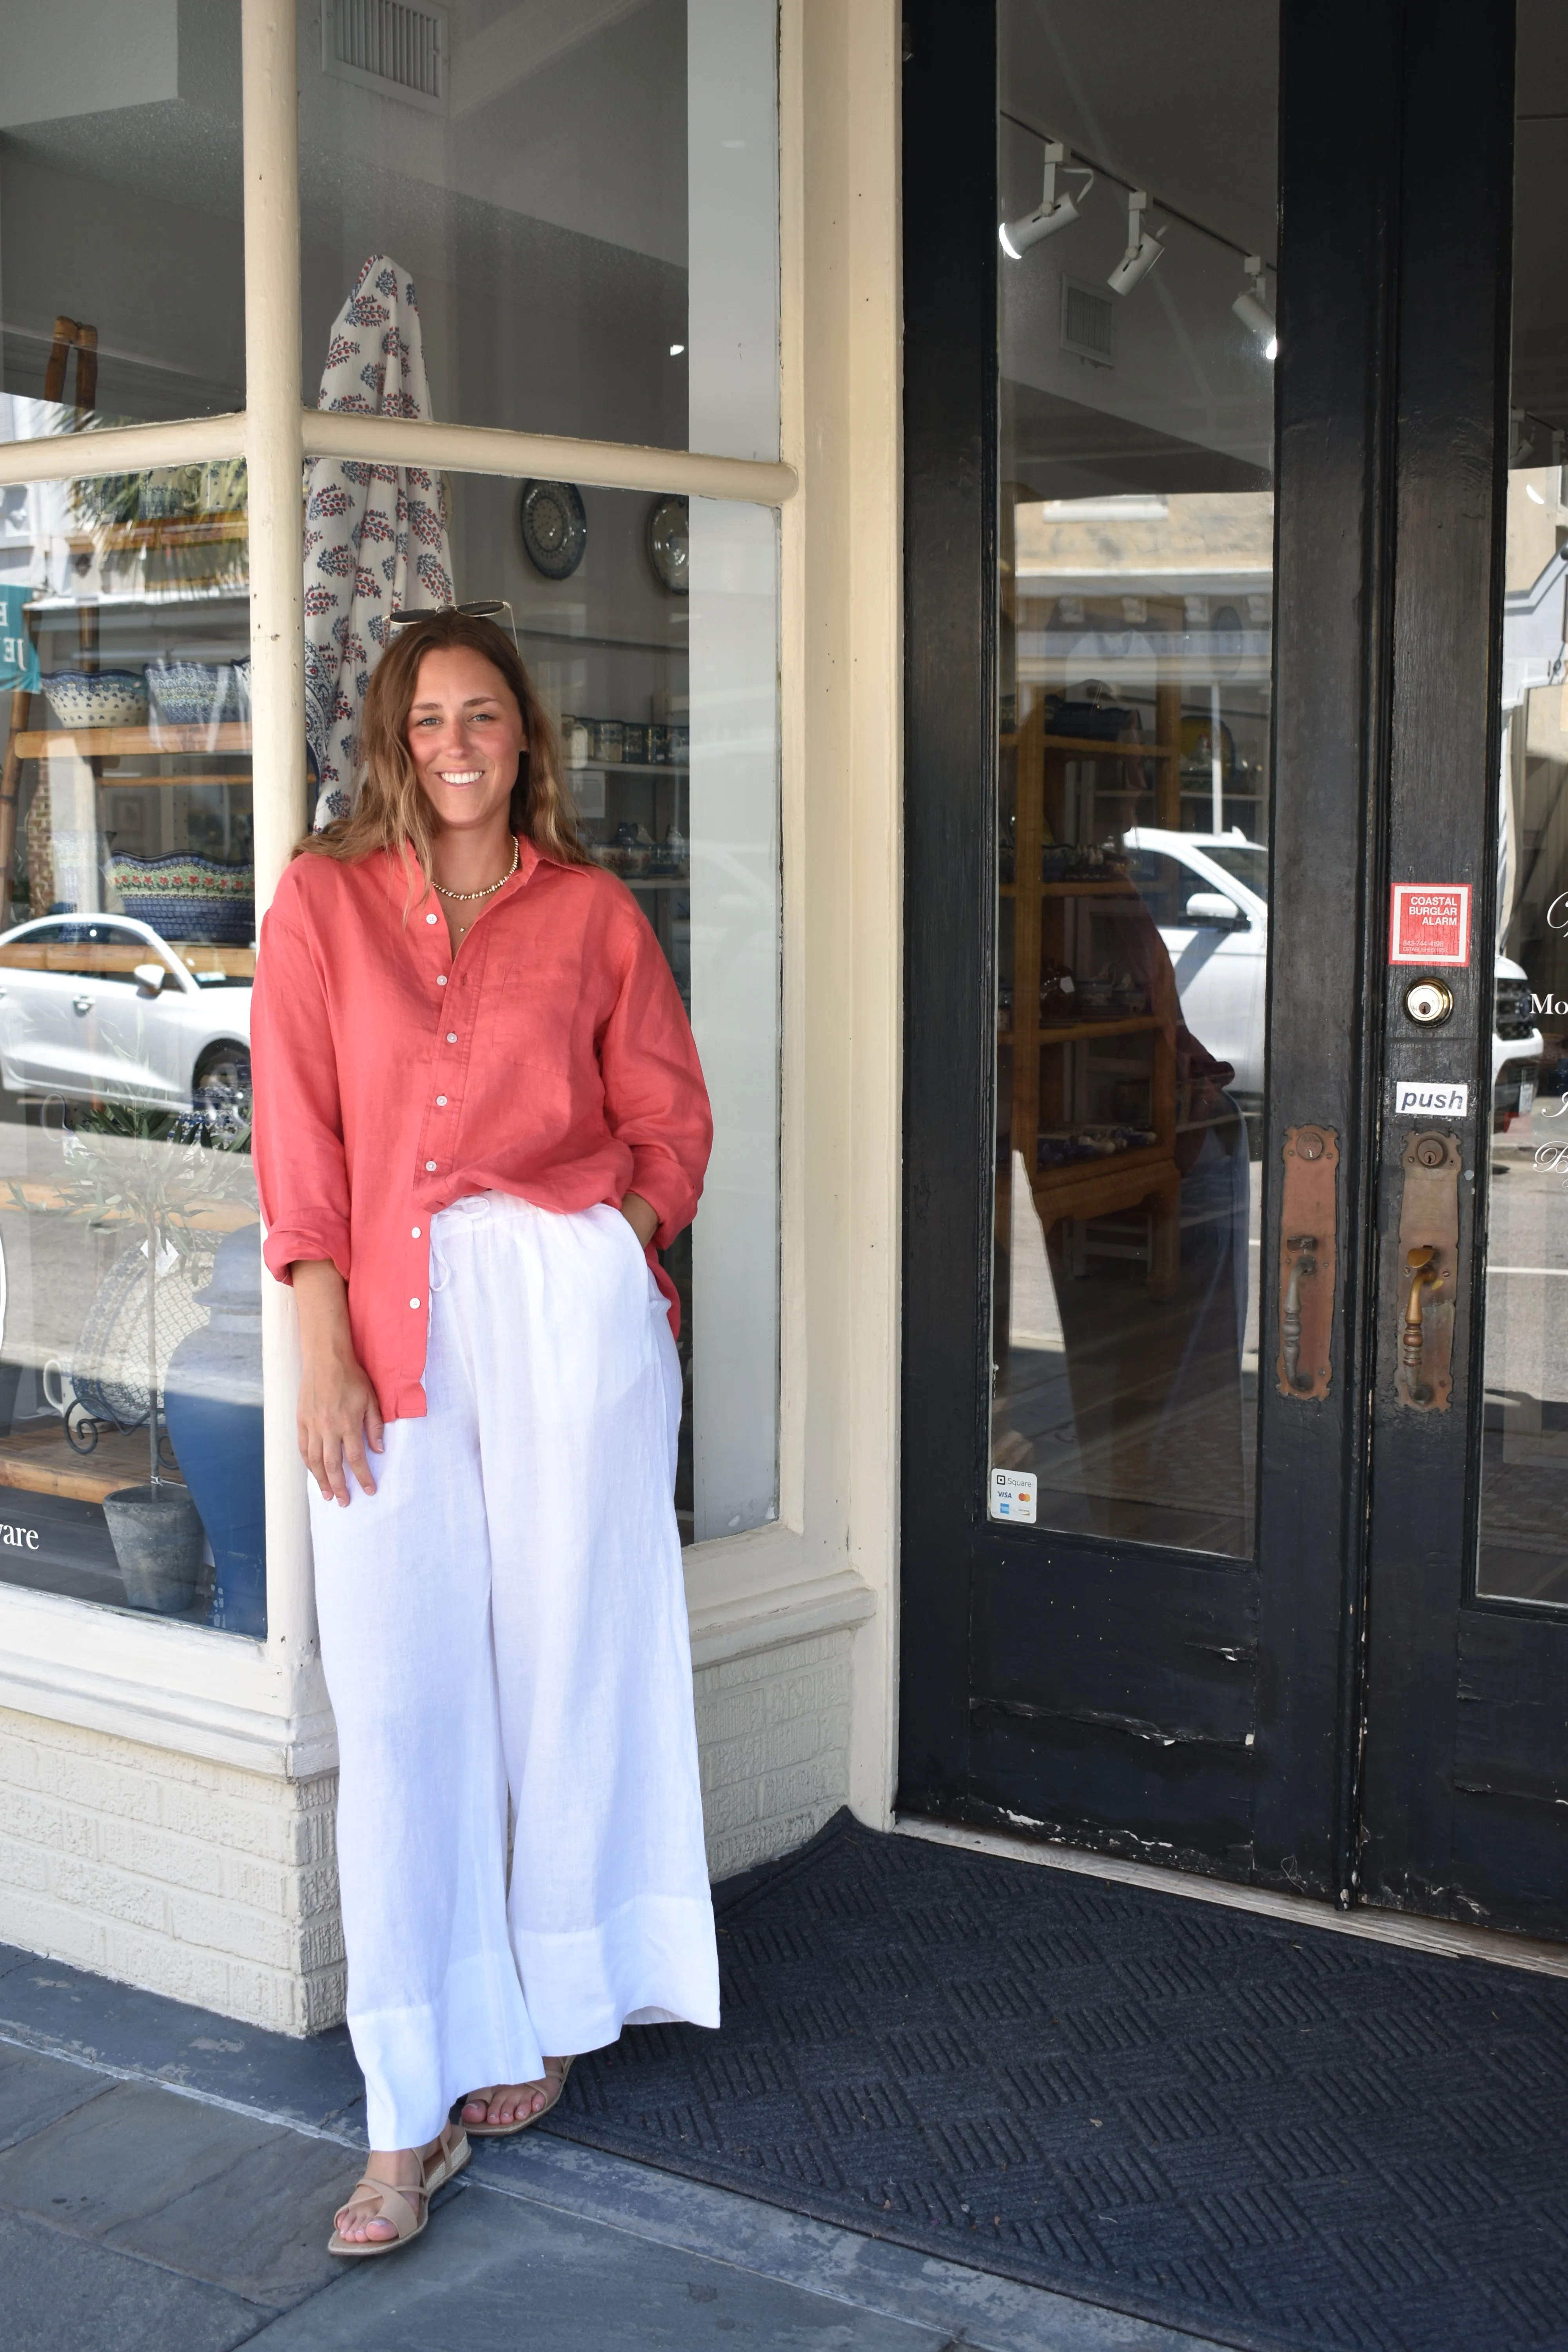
left=1278, top=1125, right=1338, bottom=1399
left=1395, top=1129, right=1462, bottom=1410
left=1404, top=976, right=1455, bottom=1025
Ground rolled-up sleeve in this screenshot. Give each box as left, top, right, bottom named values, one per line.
left=252, top=900, right=353, bottom=1285
left=597, top=903, right=712, bottom=1250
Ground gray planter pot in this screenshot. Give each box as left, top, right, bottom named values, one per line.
left=103, top=1482, right=205, bottom=1615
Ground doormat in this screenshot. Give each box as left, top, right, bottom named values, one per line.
left=537, top=1812, right=1568, bottom=2352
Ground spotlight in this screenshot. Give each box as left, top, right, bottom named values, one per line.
left=1232, top=255, right=1277, bottom=359
left=669, top=343, right=686, bottom=356
left=999, top=141, right=1094, bottom=260
left=1106, top=189, right=1165, bottom=296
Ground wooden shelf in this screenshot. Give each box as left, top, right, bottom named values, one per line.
left=63, top=517, right=246, bottom=553
left=1034, top=1013, right=1160, bottom=1045
left=1034, top=1139, right=1171, bottom=1189
left=0, top=1424, right=187, bottom=1506
left=569, top=761, right=689, bottom=779
left=1001, top=733, right=1176, bottom=758
left=15, top=724, right=251, bottom=759
left=1000, top=880, right=1143, bottom=900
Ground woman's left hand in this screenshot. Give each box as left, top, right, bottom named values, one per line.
left=621, top=1190, right=659, bottom=1249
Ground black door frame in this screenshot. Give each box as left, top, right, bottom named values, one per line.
left=899, top=0, right=1501, bottom=1910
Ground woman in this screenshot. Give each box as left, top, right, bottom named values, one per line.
left=252, top=610, right=718, bottom=2256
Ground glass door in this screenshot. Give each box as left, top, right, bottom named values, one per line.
left=1358, top=0, right=1568, bottom=1938
left=903, top=0, right=1402, bottom=1904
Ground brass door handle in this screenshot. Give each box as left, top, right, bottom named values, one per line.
left=1281, top=1234, right=1318, bottom=1391
left=1401, top=1245, right=1439, bottom=1403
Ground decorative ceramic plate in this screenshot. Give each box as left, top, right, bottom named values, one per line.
left=646, top=495, right=689, bottom=595
left=519, top=480, right=587, bottom=579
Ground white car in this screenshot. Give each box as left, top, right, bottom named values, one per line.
left=0, top=915, right=252, bottom=1117
left=1123, top=828, right=1541, bottom=1112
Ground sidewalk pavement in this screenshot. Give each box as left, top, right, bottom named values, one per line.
left=0, top=1943, right=1218, bottom=2352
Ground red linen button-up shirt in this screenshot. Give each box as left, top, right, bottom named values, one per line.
left=250, top=837, right=711, bottom=1421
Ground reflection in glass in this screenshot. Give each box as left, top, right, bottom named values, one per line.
left=1477, top=8, right=1568, bottom=1603
left=0, top=471, right=261, bottom=1629
left=299, top=0, right=780, bottom=458
left=991, top=3, right=1278, bottom=1559
left=0, top=4, right=244, bottom=432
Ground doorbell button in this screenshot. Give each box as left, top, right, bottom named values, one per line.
left=1404, top=977, right=1454, bottom=1025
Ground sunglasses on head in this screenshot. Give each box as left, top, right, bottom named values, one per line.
left=387, top=599, right=519, bottom=657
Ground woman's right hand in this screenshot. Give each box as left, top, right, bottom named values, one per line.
left=292, top=1259, right=385, bottom=1504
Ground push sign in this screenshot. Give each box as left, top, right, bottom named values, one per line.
left=0, top=586, right=38, bottom=695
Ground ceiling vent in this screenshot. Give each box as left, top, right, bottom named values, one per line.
left=323, top=0, right=448, bottom=114
left=1061, top=279, right=1115, bottom=367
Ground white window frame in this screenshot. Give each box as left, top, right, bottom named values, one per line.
left=0, top=0, right=860, bottom=1782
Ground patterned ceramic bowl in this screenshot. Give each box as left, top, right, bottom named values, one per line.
left=112, top=855, right=255, bottom=946
left=44, top=671, right=148, bottom=730
left=147, top=663, right=231, bottom=728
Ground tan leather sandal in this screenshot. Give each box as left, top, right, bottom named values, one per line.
left=461, top=2056, right=573, bottom=2137
left=327, top=2120, right=469, bottom=2257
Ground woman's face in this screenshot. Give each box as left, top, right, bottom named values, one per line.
left=405, top=646, right=526, bottom=838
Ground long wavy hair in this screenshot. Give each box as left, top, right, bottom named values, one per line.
left=292, top=608, right=589, bottom=887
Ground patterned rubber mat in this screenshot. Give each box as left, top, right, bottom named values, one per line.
left=540, top=1812, right=1568, bottom=2352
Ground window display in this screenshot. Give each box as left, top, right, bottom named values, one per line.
left=301, top=463, right=778, bottom=1545
left=0, top=467, right=261, bottom=1629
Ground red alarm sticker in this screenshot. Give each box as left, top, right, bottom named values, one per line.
left=1389, top=882, right=1472, bottom=967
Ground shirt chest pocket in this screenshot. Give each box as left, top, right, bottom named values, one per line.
left=486, top=956, right=605, bottom=1114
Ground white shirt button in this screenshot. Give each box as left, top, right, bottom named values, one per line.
left=425, top=1159, right=437, bottom=1171
left=446, top=1032, right=457, bottom=1043
left=426, top=912, right=438, bottom=924
left=436, top=973, right=447, bottom=985
left=410, top=1297, right=420, bottom=1309
left=411, top=1225, right=420, bottom=1238
left=436, top=1094, right=447, bottom=1107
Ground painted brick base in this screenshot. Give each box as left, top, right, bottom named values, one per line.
left=693, top=1629, right=854, bottom=1882
left=0, top=1628, right=853, bottom=2034
left=0, top=1708, right=343, bottom=2035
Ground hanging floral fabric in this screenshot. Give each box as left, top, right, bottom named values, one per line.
left=304, top=254, right=454, bottom=826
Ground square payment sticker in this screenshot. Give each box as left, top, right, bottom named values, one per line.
left=990, top=1468, right=1037, bottom=1524
left=1390, top=882, right=1472, bottom=967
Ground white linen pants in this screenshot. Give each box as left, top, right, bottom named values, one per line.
left=309, top=1192, right=719, bottom=2152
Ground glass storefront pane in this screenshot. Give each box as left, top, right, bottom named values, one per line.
left=1477, top=22, right=1568, bottom=1606
left=303, top=461, right=779, bottom=1542
left=990, top=2, right=1278, bottom=1559
left=299, top=0, right=780, bottom=459
left=0, top=469, right=260, bottom=1630
left=0, top=4, right=245, bottom=436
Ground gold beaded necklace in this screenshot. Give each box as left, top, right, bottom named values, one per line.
left=432, top=835, right=520, bottom=902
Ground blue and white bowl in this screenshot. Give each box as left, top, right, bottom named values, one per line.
left=147, top=662, right=229, bottom=729
left=44, top=671, right=148, bottom=730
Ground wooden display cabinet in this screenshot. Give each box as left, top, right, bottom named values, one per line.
left=1000, top=697, right=1183, bottom=1294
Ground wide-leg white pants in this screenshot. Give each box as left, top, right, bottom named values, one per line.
left=309, top=1192, right=719, bottom=2152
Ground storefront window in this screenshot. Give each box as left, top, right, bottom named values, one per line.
left=302, top=461, right=779, bottom=1542
left=0, top=469, right=261, bottom=1630
left=298, top=0, right=779, bottom=458
left=0, top=3, right=245, bottom=434
left=989, top=1, right=1278, bottom=1558
left=1477, top=36, right=1568, bottom=1606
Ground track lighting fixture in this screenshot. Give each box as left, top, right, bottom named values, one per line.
left=1106, top=189, right=1165, bottom=296
left=1232, top=255, right=1277, bottom=359
left=999, top=142, right=1094, bottom=260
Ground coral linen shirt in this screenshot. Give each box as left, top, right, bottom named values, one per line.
left=250, top=838, right=711, bottom=1420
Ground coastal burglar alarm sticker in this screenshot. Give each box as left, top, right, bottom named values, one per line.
left=1389, top=882, right=1472, bottom=966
